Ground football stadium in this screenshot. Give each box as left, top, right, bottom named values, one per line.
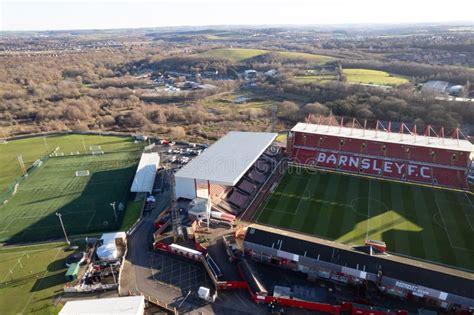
left=255, top=167, right=474, bottom=270
left=166, top=119, right=474, bottom=312
left=251, top=117, right=474, bottom=271
left=0, top=134, right=143, bottom=243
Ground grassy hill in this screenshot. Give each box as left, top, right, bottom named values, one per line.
left=343, top=68, right=409, bottom=86
left=197, top=48, right=336, bottom=64
left=277, top=51, right=336, bottom=65
left=196, top=48, right=268, bottom=62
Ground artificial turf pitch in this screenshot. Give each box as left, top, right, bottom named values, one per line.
left=0, top=242, right=70, bottom=315
left=255, top=166, right=474, bottom=271
left=0, top=135, right=143, bottom=243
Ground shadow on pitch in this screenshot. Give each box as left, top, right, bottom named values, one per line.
left=4, top=164, right=137, bottom=245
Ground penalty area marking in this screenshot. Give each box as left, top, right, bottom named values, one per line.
left=20, top=248, right=62, bottom=314
left=463, top=194, right=474, bottom=232
left=435, top=198, right=474, bottom=253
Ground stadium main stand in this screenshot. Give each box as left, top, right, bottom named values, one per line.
left=289, top=120, right=474, bottom=190
left=174, top=131, right=282, bottom=216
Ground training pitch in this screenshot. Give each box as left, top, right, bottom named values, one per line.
left=0, top=135, right=143, bottom=243
left=0, top=242, right=70, bottom=315
left=255, top=166, right=474, bottom=271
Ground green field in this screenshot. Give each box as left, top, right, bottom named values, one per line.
left=0, top=242, right=70, bottom=314
left=0, top=135, right=143, bottom=243
left=256, top=167, right=474, bottom=271
left=197, top=48, right=335, bottom=64
left=343, top=68, right=409, bottom=85
left=0, top=134, right=140, bottom=193
left=293, top=74, right=337, bottom=84
left=197, top=48, right=268, bottom=62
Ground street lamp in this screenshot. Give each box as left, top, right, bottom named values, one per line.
left=55, top=212, right=70, bottom=245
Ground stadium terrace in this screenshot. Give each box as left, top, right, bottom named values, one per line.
left=290, top=119, right=474, bottom=190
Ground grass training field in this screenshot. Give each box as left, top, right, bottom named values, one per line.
left=0, top=134, right=140, bottom=193
left=197, top=48, right=335, bottom=64
left=0, top=242, right=70, bottom=314
left=0, top=135, right=143, bottom=243
left=343, top=68, right=409, bottom=86
left=256, top=167, right=474, bottom=271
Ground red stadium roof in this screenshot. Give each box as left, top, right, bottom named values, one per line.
left=291, top=122, right=474, bottom=153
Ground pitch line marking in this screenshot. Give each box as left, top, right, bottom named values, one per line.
left=435, top=198, right=474, bottom=253
left=293, top=177, right=313, bottom=217
left=20, top=248, right=61, bottom=314
left=462, top=194, right=474, bottom=232
left=262, top=207, right=298, bottom=215
left=0, top=210, right=96, bottom=234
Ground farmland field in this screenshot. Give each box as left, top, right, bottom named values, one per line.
left=0, top=135, right=143, bottom=243
left=0, top=242, right=70, bottom=315
left=255, top=167, right=474, bottom=271
left=197, top=48, right=335, bottom=64
left=343, top=68, right=409, bottom=85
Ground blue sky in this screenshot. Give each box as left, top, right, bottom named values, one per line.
left=1, top=0, right=473, bottom=31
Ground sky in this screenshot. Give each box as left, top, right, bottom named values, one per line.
left=1, top=0, right=474, bottom=31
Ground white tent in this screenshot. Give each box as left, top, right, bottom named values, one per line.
left=131, top=152, right=160, bottom=193
left=97, top=232, right=126, bottom=260
left=59, top=296, right=145, bottom=315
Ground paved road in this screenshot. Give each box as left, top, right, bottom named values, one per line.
left=120, top=171, right=266, bottom=314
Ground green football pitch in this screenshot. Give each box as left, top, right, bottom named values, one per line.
left=0, top=242, right=70, bottom=315
left=255, top=167, right=474, bottom=271
left=0, top=135, right=143, bottom=243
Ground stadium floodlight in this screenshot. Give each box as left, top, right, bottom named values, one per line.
left=43, top=137, right=49, bottom=152
left=55, top=212, right=70, bottom=245
left=110, top=202, right=118, bottom=226
left=81, top=136, right=87, bottom=153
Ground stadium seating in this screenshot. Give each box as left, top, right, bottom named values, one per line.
left=364, top=141, right=384, bottom=157
left=209, top=184, right=229, bottom=198
left=228, top=189, right=250, bottom=209
left=432, top=167, right=468, bottom=189
left=214, top=201, right=240, bottom=215
left=238, top=179, right=257, bottom=195
left=292, top=148, right=316, bottom=165
left=264, top=147, right=279, bottom=157
left=247, top=169, right=268, bottom=184
left=341, top=138, right=365, bottom=154
left=383, top=143, right=407, bottom=160
left=319, top=136, right=340, bottom=150
left=291, top=130, right=470, bottom=190
left=255, top=160, right=270, bottom=173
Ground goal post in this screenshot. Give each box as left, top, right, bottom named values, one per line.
left=89, top=145, right=102, bottom=151
left=75, top=170, right=90, bottom=177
